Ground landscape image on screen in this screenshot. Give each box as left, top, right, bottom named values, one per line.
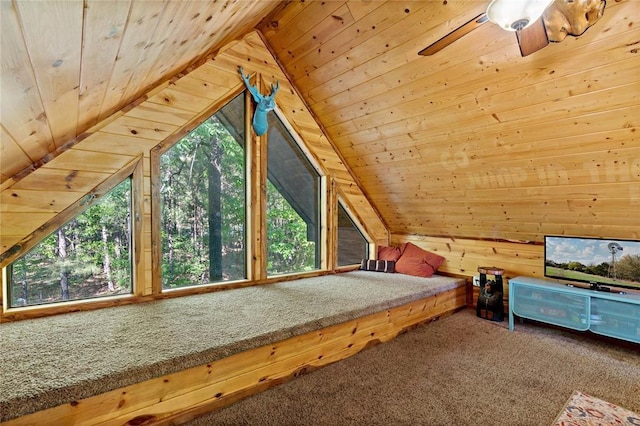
left=544, top=236, right=640, bottom=291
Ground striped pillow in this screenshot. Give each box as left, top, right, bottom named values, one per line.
left=360, top=259, right=396, bottom=273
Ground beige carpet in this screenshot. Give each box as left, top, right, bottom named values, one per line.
left=186, top=310, right=640, bottom=426
left=0, top=271, right=463, bottom=421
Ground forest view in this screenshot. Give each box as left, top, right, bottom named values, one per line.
left=265, top=111, right=320, bottom=275
left=8, top=91, right=357, bottom=308
left=160, top=94, right=247, bottom=288
left=160, top=93, right=320, bottom=288
left=9, top=179, right=132, bottom=307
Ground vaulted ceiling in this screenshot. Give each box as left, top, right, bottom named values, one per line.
left=2, top=0, right=639, bottom=245
left=1, top=0, right=283, bottom=183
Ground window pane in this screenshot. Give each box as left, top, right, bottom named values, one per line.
left=337, top=203, right=369, bottom=266
left=266, top=112, right=321, bottom=275
left=160, top=93, right=246, bottom=288
left=8, top=179, right=133, bottom=307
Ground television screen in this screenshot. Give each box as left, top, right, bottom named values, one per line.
left=544, top=236, right=640, bottom=291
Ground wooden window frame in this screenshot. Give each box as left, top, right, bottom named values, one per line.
left=335, top=195, right=374, bottom=271
left=1, top=73, right=337, bottom=321
left=1, top=158, right=144, bottom=321
left=265, top=105, right=328, bottom=277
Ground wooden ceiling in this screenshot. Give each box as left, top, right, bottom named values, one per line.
left=1, top=0, right=639, bottom=246
left=259, top=0, right=640, bottom=242
left=0, top=0, right=283, bottom=184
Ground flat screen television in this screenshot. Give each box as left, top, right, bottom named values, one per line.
left=544, top=236, right=640, bottom=292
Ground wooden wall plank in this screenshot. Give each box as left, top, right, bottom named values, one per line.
left=124, top=102, right=195, bottom=127
left=118, top=1, right=193, bottom=111
left=73, top=133, right=159, bottom=156
left=299, top=1, right=482, bottom=103
left=96, top=0, right=167, bottom=122
left=146, top=88, right=214, bottom=114
left=273, top=3, right=355, bottom=64
left=392, top=235, right=544, bottom=280
left=99, top=116, right=179, bottom=142
left=260, top=0, right=315, bottom=41
left=0, top=126, right=31, bottom=186
left=78, top=0, right=132, bottom=130
left=324, top=49, right=638, bottom=134
left=0, top=189, right=83, bottom=214
left=141, top=1, right=231, bottom=88
left=170, top=75, right=236, bottom=101
left=266, top=0, right=345, bottom=55
left=15, top=0, right=83, bottom=146
left=0, top=1, right=54, bottom=161
left=285, top=0, right=452, bottom=83
left=10, top=168, right=111, bottom=193
left=185, top=63, right=242, bottom=90
left=0, top=213, right=56, bottom=246
left=43, top=149, right=135, bottom=174
left=314, top=11, right=635, bottom=125
left=353, top=142, right=639, bottom=187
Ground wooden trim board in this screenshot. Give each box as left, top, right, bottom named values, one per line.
left=4, top=286, right=466, bottom=425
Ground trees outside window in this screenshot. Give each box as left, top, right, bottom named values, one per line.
left=7, top=178, right=133, bottom=307
left=160, top=93, right=246, bottom=288
left=266, top=112, right=321, bottom=275
left=7, top=87, right=334, bottom=309
left=337, top=202, right=369, bottom=266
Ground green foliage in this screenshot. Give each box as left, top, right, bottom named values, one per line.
left=616, top=254, right=640, bottom=282
left=9, top=180, right=132, bottom=307
left=567, top=261, right=585, bottom=272
left=160, top=104, right=247, bottom=288
left=12, top=92, right=330, bottom=304
left=545, top=254, right=640, bottom=290
left=266, top=182, right=316, bottom=274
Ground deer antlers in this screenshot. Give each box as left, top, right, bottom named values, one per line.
left=237, top=66, right=280, bottom=136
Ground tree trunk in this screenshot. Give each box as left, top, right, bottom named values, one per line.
left=208, top=139, right=223, bottom=281
left=58, top=228, right=70, bottom=300
left=102, top=224, right=115, bottom=291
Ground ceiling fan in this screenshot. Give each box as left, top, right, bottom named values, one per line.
left=418, top=0, right=605, bottom=57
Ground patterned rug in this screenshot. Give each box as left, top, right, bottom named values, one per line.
left=554, top=390, right=640, bottom=425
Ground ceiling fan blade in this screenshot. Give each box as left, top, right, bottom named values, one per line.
left=418, top=13, right=489, bottom=56
left=516, top=17, right=549, bottom=56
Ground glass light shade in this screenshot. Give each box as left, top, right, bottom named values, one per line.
left=486, top=0, right=555, bottom=31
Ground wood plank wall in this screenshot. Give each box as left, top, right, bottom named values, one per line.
left=260, top=0, right=640, bottom=244
left=392, top=234, right=544, bottom=304
left=0, top=31, right=388, bottom=319
left=0, top=0, right=284, bottom=186
left=392, top=235, right=543, bottom=280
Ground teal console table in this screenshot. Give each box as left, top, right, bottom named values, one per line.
left=509, top=276, right=640, bottom=344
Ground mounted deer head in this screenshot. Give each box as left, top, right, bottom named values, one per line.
left=238, top=66, right=279, bottom=136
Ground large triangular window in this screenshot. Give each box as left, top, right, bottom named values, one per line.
left=6, top=178, right=133, bottom=307
left=337, top=201, right=369, bottom=266
left=266, top=111, right=322, bottom=275
left=159, top=93, right=246, bottom=289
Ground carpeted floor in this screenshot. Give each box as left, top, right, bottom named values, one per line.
left=0, top=271, right=464, bottom=421
left=186, top=310, right=640, bottom=426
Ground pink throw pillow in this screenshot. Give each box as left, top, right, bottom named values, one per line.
left=377, top=245, right=402, bottom=262
left=394, top=242, right=445, bottom=278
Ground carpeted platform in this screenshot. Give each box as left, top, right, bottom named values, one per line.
left=0, top=270, right=464, bottom=422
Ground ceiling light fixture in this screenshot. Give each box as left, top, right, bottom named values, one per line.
left=486, top=0, right=555, bottom=31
